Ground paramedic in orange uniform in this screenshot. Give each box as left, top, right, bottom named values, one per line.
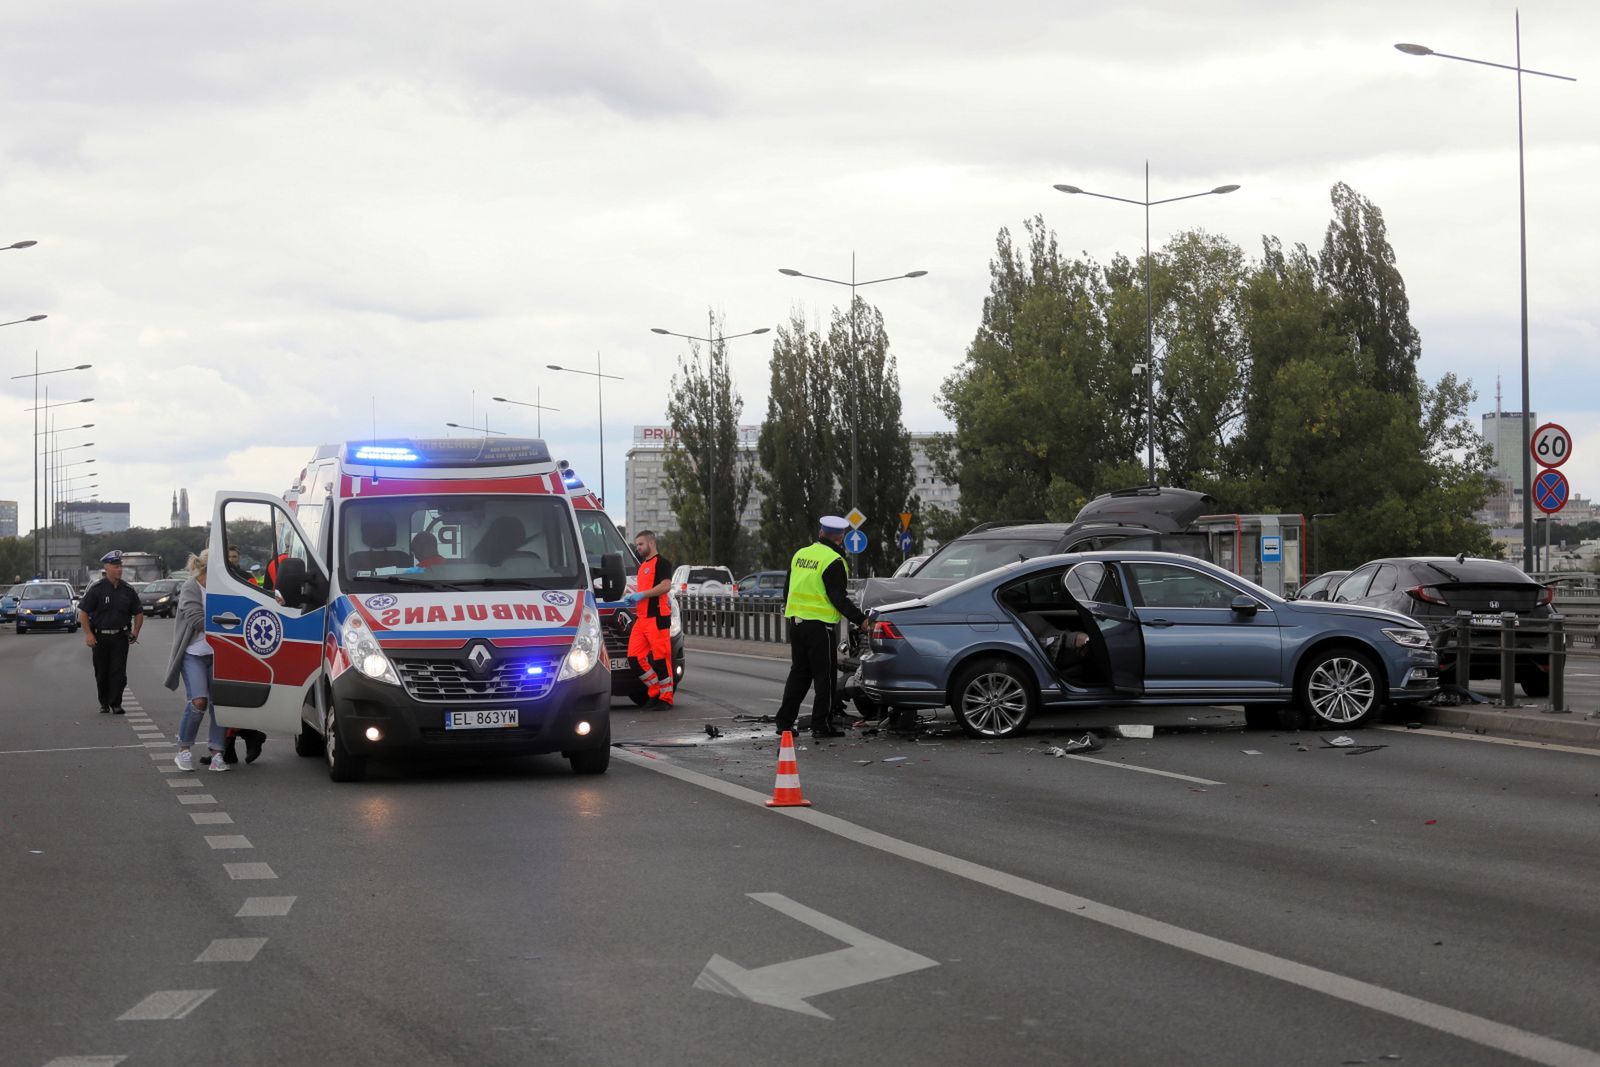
left=625, top=530, right=675, bottom=708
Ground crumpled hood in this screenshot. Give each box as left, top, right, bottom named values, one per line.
left=858, top=577, right=961, bottom=611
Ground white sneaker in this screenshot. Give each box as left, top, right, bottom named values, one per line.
left=208, top=752, right=231, bottom=772
left=174, top=750, right=194, bottom=772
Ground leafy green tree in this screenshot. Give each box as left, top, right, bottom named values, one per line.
left=1319, top=182, right=1421, bottom=400
left=828, top=298, right=916, bottom=577
left=756, top=310, right=839, bottom=569
left=662, top=311, right=754, bottom=570
left=0, top=535, right=36, bottom=583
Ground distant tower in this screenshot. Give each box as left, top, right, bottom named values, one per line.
left=170, top=492, right=179, bottom=528
left=178, top=489, right=191, bottom=528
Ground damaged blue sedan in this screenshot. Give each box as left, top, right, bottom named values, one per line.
left=858, top=552, right=1438, bottom=738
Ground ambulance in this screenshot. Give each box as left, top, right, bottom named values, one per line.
left=203, top=437, right=626, bottom=782
left=560, top=461, right=687, bottom=704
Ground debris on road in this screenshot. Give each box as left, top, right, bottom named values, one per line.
left=704, top=724, right=723, bottom=739
left=1328, top=735, right=1355, bottom=747
left=1114, top=724, right=1154, bottom=739
left=882, top=756, right=908, bottom=764
left=1241, top=749, right=1262, bottom=755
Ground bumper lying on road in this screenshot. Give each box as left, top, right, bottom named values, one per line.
left=329, top=664, right=612, bottom=757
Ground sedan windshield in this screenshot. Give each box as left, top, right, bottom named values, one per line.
left=340, top=495, right=585, bottom=593
left=917, top=538, right=1057, bottom=582
left=22, top=584, right=72, bottom=600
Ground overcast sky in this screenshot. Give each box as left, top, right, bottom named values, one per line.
left=2, top=0, right=1595, bottom=539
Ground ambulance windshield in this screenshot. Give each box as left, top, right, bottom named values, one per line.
left=339, top=495, right=585, bottom=592
left=575, top=510, right=638, bottom=574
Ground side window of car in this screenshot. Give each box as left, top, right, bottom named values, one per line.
left=1365, top=564, right=1398, bottom=596
left=1063, top=561, right=1126, bottom=606
left=1125, top=563, right=1237, bottom=608
left=1333, top=565, right=1378, bottom=602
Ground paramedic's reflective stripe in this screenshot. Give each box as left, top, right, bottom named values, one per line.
left=783, top=542, right=847, bottom=623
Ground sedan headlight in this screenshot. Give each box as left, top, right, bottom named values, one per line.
left=19, top=608, right=33, bottom=615
left=559, top=605, right=603, bottom=680
left=1383, top=627, right=1433, bottom=650
left=340, top=613, right=399, bottom=686
left=156, top=596, right=171, bottom=605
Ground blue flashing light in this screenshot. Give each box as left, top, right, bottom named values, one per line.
left=526, top=665, right=544, bottom=675
left=560, top=468, right=585, bottom=488
left=354, top=445, right=420, bottom=463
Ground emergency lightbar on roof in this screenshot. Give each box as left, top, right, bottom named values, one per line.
left=344, top=437, right=552, bottom=467
left=555, top=460, right=586, bottom=490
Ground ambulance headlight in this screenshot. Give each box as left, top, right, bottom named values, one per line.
left=341, top=617, right=399, bottom=686
left=559, top=605, right=602, bottom=681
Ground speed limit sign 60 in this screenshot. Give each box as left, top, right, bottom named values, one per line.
left=1531, top=422, right=1572, bottom=469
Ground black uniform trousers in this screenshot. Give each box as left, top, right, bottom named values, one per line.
left=92, top=632, right=131, bottom=710
left=776, top=619, right=840, bottom=735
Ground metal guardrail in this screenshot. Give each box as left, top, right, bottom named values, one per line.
left=1426, top=611, right=1585, bottom=712
left=678, top=594, right=790, bottom=643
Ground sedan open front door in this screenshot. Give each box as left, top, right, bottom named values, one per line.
left=206, top=491, right=329, bottom=736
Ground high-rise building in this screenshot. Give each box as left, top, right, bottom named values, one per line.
left=171, top=489, right=191, bottom=528
left=1482, top=377, right=1535, bottom=495
left=58, top=501, right=131, bottom=533
left=0, top=499, right=17, bottom=538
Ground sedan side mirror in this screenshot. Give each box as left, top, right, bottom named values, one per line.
left=1229, top=594, right=1259, bottom=616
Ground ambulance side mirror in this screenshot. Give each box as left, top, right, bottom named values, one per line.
left=593, top=552, right=626, bottom=602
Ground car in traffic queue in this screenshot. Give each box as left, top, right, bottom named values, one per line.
left=14, top=582, right=82, bottom=634
left=672, top=564, right=738, bottom=595
left=891, top=554, right=930, bottom=578
left=1291, top=570, right=1350, bottom=602
left=857, top=550, right=1439, bottom=738
left=1, top=584, right=22, bottom=623
left=1328, top=555, right=1556, bottom=697
left=563, top=462, right=686, bottom=704
left=207, top=437, right=626, bottom=783
left=139, top=577, right=186, bottom=618
left=736, top=570, right=786, bottom=599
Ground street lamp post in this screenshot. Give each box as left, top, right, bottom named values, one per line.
left=9, top=361, right=91, bottom=574
left=650, top=317, right=770, bottom=563
left=491, top=391, right=560, bottom=437
left=2, top=241, right=38, bottom=251
left=1396, top=21, right=1574, bottom=572
left=779, top=256, right=926, bottom=558
left=445, top=422, right=506, bottom=435
left=1055, top=166, right=1239, bottom=483
left=547, top=355, right=624, bottom=506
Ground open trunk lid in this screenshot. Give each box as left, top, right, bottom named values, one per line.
left=1072, top=486, right=1216, bottom=533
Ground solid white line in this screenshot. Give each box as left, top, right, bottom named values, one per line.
left=1374, top=725, right=1600, bottom=757
left=224, top=862, right=276, bottom=880
left=190, top=812, right=233, bottom=825
left=614, top=749, right=1600, bottom=1067
left=195, top=938, right=267, bottom=963
left=117, top=989, right=215, bottom=1021
left=236, top=896, right=296, bottom=917
left=694, top=647, right=788, bottom=663
left=205, top=835, right=252, bottom=850
left=1062, top=754, right=1225, bottom=785
left=0, top=744, right=148, bottom=756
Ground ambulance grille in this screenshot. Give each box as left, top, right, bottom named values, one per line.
left=393, top=659, right=557, bottom=703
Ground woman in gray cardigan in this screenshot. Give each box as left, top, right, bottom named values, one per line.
left=165, top=551, right=228, bottom=772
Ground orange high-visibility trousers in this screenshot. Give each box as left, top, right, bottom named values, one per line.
left=627, top=617, right=674, bottom=704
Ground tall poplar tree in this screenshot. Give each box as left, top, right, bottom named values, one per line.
left=662, top=310, right=752, bottom=568
left=756, top=310, right=838, bottom=569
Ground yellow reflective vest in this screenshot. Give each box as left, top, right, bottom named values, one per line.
left=783, top=541, right=848, bottom=623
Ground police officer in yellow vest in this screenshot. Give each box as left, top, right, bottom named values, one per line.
left=776, top=515, right=868, bottom=740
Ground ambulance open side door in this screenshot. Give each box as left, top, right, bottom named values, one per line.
left=206, top=491, right=329, bottom=736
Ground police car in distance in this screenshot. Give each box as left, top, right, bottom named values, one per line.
left=206, top=437, right=626, bottom=782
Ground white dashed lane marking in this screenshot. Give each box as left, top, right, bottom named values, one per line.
left=195, top=938, right=267, bottom=963
left=204, top=835, right=252, bottom=850
left=176, top=795, right=217, bottom=806
left=189, top=812, right=233, bottom=825
left=237, top=896, right=296, bottom=917
left=117, top=989, right=215, bottom=1021
left=167, top=780, right=203, bottom=789
left=224, top=862, right=277, bottom=880
left=41, top=1057, right=128, bottom=1066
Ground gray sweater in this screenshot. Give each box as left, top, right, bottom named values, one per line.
left=163, top=577, right=208, bottom=690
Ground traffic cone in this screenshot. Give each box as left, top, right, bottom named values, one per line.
left=765, top=730, right=812, bottom=808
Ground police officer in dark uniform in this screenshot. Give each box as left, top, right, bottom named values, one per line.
left=77, top=550, right=145, bottom=714
left=775, top=516, right=868, bottom=741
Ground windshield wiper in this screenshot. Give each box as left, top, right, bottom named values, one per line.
left=366, top=575, right=470, bottom=592
left=1422, top=562, right=1462, bottom=583
left=444, top=578, right=580, bottom=591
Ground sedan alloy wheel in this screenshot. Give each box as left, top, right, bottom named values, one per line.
left=952, top=657, right=1036, bottom=739
left=1299, top=649, right=1380, bottom=728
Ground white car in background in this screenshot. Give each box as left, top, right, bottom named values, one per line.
left=671, top=565, right=738, bottom=595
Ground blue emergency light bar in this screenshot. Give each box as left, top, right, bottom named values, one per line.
left=345, top=437, right=552, bottom=468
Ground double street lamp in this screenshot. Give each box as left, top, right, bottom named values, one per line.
left=650, top=319, right=770, bottom=563
left=2, top=241, right=38, bottom=251
left=548, top=357, right=624, bottom=506
left=491, top=392, right=560, bottom=437
left=2, top=313, right=47, bottom=327
left=779, top=257, right=927, bottom=552
left=1395, top=20, right=1574, bottom=572
left=1055, top=166, right=1239, bottom=483
left=11, top=359, right=92, bottom=573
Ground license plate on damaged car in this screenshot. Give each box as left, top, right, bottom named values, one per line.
left=1470, top=615, right=1518, bottom=628
left=444, top=709, right=519, bottom=730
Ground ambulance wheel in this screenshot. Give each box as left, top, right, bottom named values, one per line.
left=294, top=715, right=321, bottom=758
left=324, top=703, right=367, bottom=782
left=568, top=745, right=610, bottom=775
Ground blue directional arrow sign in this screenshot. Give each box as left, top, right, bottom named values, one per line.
left=843, top=528, right=869, bottom=554
left=898, top=531, right=913, bottom=553
left=1533, top=469, right=1569, bottom=514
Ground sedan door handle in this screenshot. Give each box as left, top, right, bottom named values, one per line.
left=211, top=613, right=242, bottom=629
left=1143, top=618, right=1175, bottom=628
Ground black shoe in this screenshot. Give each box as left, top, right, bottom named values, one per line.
left=111, top=707, right=125, bottom=715
left=244, top=735, right=264, bottom=764
left=223, top=740, right=239, bottom=765
left=811, top=725, right=847, bottom=739
left=99, top=706, right=110, bottom=714
left=774, top=724, right=794, bottom=737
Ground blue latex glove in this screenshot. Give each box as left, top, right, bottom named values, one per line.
left=622, top=591, right=644, bottom=606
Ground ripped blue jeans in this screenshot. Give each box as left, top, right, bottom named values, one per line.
left=177, top=653, right=224, bottom=753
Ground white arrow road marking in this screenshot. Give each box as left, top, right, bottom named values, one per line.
left=694, top=893, right=937, bottom=1019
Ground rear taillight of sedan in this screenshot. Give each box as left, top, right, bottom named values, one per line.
left=1539, top=585, right=1555, bottom=607
left=1406, top=585, right=1448, bottom=606
left=870, top=619, right=905, bottom=641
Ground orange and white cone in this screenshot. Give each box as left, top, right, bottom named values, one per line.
left=765, top=730, right=812, bottom=808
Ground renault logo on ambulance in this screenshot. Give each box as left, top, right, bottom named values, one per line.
left=467, top=643, right=493, bottom=674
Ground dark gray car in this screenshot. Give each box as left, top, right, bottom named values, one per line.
left=858, top=551, right=1438, bottom=737
left=1329, top=556, right=1554, bottom=696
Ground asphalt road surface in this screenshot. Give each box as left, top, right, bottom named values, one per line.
left=5, top=624, right=1600, bottom=1067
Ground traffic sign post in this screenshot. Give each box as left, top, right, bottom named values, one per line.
left=1531, top=422, right=1572, bottom=469
left=1533, top=469, right=1568, bottom=514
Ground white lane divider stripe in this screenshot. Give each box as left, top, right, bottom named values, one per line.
left=205, top=836, right=252, bottom=850
left=1373, top=725, right=1600, bottom=757
left=195, top=938, right=267, bottom=963
left=41, top=1056, right=128, bottom=1065
left=237, top=896, right=296, bottom=917
left=1061, top=754, right=1225, bottom=785
left=189, top=812, right=233, bottom=825
left=615, top=749, right=1600, bottom=1067
left=157, top=766, right=182, bottom=773
left=224, top=863, right=276, bottom=880
left=0, top=745, right=148, bottom=756
left=176, top=795, right=217, bottom=805
left=117, top=989, right=215, bottom=1021
left=167, top=780, right=203, bottom=789
left=141, top=741, right=175, bottom=749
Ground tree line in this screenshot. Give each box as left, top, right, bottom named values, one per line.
left=658, top=184, right=1501, bottom=577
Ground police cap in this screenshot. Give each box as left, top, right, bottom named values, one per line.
left=818, top=515, right=851, bottom=534
left=100, top=550, right=123, bottom=564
